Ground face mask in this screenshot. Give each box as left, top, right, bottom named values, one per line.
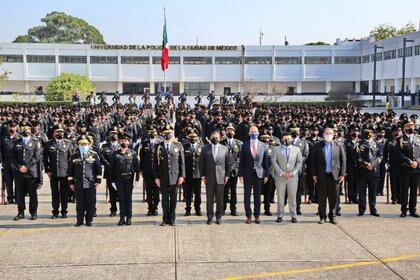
left=110, top=135, right=118, bottom=141
left=406, top=128, right=414, bottom=135
left=79, top=146, right=89, bottom=155
left=250, top=133, right=259, bottom=140
left=283, top=140, right=292, bottom=146
left=189, top=138, right=197, bottom=143
left=120, top=143, right=128, bottom=148
left=291, top=131, right=298, bottom=138
left=310, top=132, right=318, bottom=137
left=324, top=135, right=333, bottom=143
left=8, top=128, right=16, bottom=134
left=226, top=133, right=234, bottom=139
left=21, top=131, right=30, bottom=137
left=164, top=133, right=172, bottom=141
left=148, top=132, right=157, bottom=138
left=55, top=134, right=63, bottom=140
left=210, top=138, right=219, bottom=145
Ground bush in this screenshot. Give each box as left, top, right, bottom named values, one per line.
left=46, top=73, right=95, bottom=102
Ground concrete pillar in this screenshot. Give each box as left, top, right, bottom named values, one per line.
left=149, top=82, right=155, bottom=94
left=296, top=82, right=302, bottom=94
left=355, top=81, right=361, bottom=93
left=86, top=50, right=91, bottom=79
left=368, top=80, right=373, bottom=94
left=117, top=81, right=123, bottom=93
left=179, top=81, right=185, bottom=93
left=394, top=78, right=399, bottom=93
left=24, top=81, right=30, bottom=93
left=210, top=82, right=215, bottom=92
left=326, top=81, right=331, bottom=94
left=55, top=48, right=60, bottom=77
left=380, top=79, right=385, bottom=94
left=410, top=78, right=416, bottom=93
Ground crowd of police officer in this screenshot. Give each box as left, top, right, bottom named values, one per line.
left=0, top=93, right=418, bottom=227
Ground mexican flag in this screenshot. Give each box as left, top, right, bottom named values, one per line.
left=160, top=11, right=169, bottom=71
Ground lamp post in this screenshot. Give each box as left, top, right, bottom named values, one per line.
left=373, top=44, right=383, bottom=107
left=401, top=38, right=414, bottom=107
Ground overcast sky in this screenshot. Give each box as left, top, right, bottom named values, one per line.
left=1, top=0, right=419, bottom=45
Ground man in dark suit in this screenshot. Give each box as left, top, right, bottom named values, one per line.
left=153, top=124, right=185, bottom=226
left=311, top=127, right=346, bottom=224
left=238, top=126, right=270, bottom=224
left=200, top=131, right=230, bottom=225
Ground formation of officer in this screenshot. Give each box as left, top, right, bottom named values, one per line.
left=0, top=93, right=418, bottom=228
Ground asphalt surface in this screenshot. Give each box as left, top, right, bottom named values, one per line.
left=0, top=175, right=419, bottom=280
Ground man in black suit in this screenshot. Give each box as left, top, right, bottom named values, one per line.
left=200, top=131, right=230, bottom=225
left=311, top=127, right=346, bottom=224
left=238, top=126, right=270, bottom=224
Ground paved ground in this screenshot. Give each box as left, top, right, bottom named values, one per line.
left=0, top=176, right=419, bottom=280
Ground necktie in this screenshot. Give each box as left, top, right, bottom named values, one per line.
left=213, top=145, right=217, bottom=160
left=251, top=141, right=257, bottom=159
left=285, top=147, right=290, bottom=162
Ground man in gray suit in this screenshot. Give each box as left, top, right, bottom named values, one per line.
left=271, top=131, right=303, bottom=223
left=200, top=131, right=230, bottom=225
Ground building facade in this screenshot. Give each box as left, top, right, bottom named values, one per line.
left=1, top=31, right=420, bottom=95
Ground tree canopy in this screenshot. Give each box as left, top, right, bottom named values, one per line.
left=370, top=22, right=417, bottom=41
left=13, top=11, right=105, bottom=44
left=0, top=51, right=10, bottom=90
left=46, top=73, right=95, bottom=102
left=305, top=41, right=330, bottom=46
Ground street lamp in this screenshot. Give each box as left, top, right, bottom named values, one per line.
left=373, top=44, right=383, bottom=107
left=401, top=37, right=414, bottom=107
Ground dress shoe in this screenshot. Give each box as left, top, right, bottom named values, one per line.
left=61, top=213, right=67, bottom=219
left=306, top=200, right=312, bottom=204
left=335, top=211, right=342, bottom=216
left=51, top=214, right=58, bottom=219
left=30, top=214, right=37, bottom=220
left=169, top=221, right=175, bottom=226
left=291, top=217, right=297, bottom=223
left=146, top=211, right=153, bottom=216
left=93, top=213, right=97, bottom=217
left=264, top=211, right=273, bottom=216
left=109, top=212, right=117, bottom=217
left=329, top=218, right=337, bottom=224
left=276, top=217, right=283, bottom=223
left=245, top=217, right=252, bottom=224
left=7, top=199, right=15, bottom=204
left=126, top=218, right=132, bottom=226
left=230, top=211, right=238, bottom=216
left=297, top=209, right=302, bottom=215
left=357, top=213, right=364, bottom=217
left=400, top=213, right=407, bottom=218
left=216, top=219, right=221, bottom=225
left=118, top=218, right=125, bottom=226
left=74, top=222, right=83, bottom=227
left=153, top=211, right=158, bottom=216
left=318, top=219, right=325, bottom=224
left=160, top=221, right=166, bottom=226
left=13, top=214, right=24, bottom=221
left=409, top=212, right=419, bottom=218
left=370, top=213, right=380, bottom=217
left=254, top=217, right=261, bottom=224
left=185, top=211, right=191, bottom=216
left=195, top=211, right=203, bottom=216
left=206, top=219, right=213, bottom=225
left=391, top=200, right=397, bottom=205
left=86, top=222, right=92, bottom=227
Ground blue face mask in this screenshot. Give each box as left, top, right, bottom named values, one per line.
left=250, top=133, right=259, bottom=140
left=79, top=146, right=89, bottom=155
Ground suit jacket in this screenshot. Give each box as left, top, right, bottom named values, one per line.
left=220, top=138, right=243, bottom=177
left=271, top=145, right=302, bottom=182
left=238, top=140, right=270, bottom=179
left=153, top=141, right=186, bottom=186
left=311, top=140, right=346, bottom=181
left=396, top=134, right=420, bottom=174
left=11, top=136, right=42, bottom=179
left=184, top=142, right=204, bottom=179
left=199, top=144, right=230, bottom=185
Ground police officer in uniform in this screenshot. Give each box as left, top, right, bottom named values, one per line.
left=138, top=124, right=162, bottom=216
left=43, top=124, right=73, bottom=219
left=109, top=133, right=140, bottom=226
left=356, top=126, right=381, bottom=217
left=153, top=124, right=185, bottom=226
left=260, top=130, right=276, bottom=216
left=183, top=130, right=203, bottom=216
left=68, top=135, right=102, bottom=227
left=12, top=121, right=42, bottom=221
left=220, top=124, right=242, bottom=216
left=344, top=125, right=360, bottom=204
left=395, top=120, right=420, bottom=218
left=99, top=128, right=120, bottom=216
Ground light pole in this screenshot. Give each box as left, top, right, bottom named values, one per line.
left=372, top=44, right=383, bottom=107
left=401, top=37, right=414, bottom=107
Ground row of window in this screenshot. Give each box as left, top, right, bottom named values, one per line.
left=1, top=47, right=420, bottom=65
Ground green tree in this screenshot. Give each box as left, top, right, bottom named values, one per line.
left=370, top=22, right=417, bottom=40
left=46, top=73, right=95, bottom=102
left=0, top=51, right=10, bottom=90
left=13, top=11, right=105, bottom=44
left=305, top=41, right=330, bottom=46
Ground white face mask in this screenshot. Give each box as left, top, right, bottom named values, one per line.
left=324, top=135, right=334, bottom=143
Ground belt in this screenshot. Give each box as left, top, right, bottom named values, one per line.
left=119, top=172, right=133, bottom=176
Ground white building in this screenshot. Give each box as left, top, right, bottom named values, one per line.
left=1, top=31, right=420, bottom=96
